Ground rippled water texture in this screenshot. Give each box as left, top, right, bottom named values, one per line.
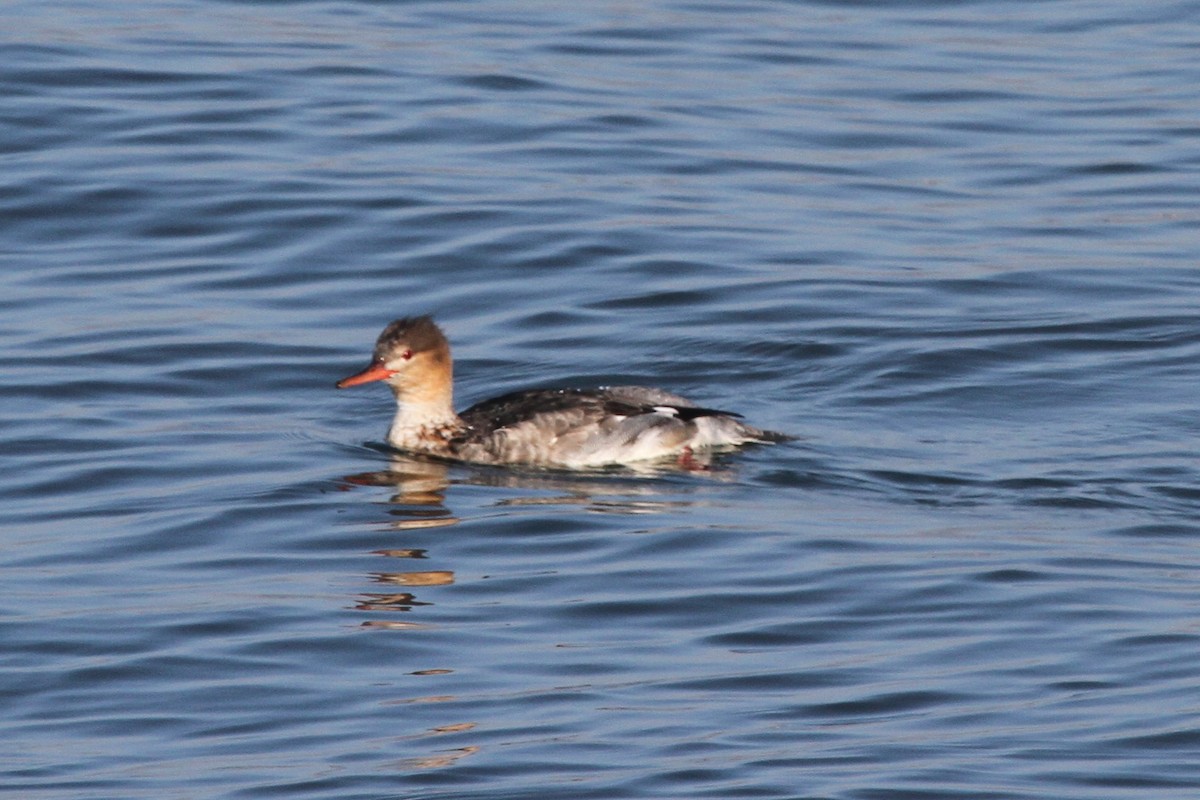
left=4, top=1, right=1200, bottom=798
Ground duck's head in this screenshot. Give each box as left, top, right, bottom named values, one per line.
left=336, top=316, right=452, bottom=399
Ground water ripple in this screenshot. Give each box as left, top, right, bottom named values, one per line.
left=4, top=1, right=1200, bottom=798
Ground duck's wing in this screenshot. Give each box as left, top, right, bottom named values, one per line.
left=598, top=385, right=745, bottom=421
left=598, top=386, right=790, bottom=445
left=453, top=387, right=780, bottom=467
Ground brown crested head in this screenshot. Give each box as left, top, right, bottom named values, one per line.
left=374, top=315, right=448, bottom=361
left=336, top=315, right=453, bottom=392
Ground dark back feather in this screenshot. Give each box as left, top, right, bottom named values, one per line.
left=457, top=387, right=741, bottom=438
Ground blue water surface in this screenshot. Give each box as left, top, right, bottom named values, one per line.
left=4, top=1, right=1200, bottom=798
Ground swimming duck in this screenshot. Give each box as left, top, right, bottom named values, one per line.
left=336, top=316, right=784, bottom=468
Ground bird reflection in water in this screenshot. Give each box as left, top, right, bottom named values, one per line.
left=339, top=452, right=460, bottom=529
left=339, top=450, right=743, bottom=624
left=337, top=455, right=457, bottom=620
left=339, top=449, right=742, bottom=520
left=355, top=569, right=455, bottom=614
left=336, top=451, right=746, bottom=762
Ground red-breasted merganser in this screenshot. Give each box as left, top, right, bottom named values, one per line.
left=336, top=316, right=785, bottom=468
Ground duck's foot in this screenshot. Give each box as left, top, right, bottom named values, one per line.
left=676, top=446, right=711, bottom=471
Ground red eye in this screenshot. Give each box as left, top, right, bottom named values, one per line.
left=401, top=349, right=413, bottom=360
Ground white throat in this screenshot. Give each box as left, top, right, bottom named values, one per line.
left=387, top=396, right=460, bottom=448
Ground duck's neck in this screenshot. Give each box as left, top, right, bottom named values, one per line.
left=385, top=368, right=463, bottom=452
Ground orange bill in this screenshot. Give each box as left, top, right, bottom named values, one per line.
left=336, top=362, right=395, bottom=388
